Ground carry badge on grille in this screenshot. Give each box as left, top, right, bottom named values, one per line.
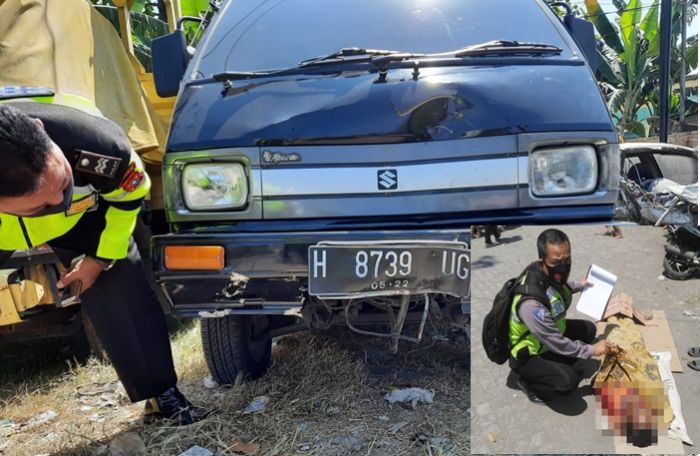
left=377, top=169, right=398, bottom=190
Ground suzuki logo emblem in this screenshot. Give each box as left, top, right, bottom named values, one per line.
left=378, top=169, right=398, bottom=190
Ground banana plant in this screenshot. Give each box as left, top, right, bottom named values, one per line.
left=585, top=0, right=698, bottom=137
left=179, top=0, right=214, bottom=46
left=585, top=0, right=660, bottom=137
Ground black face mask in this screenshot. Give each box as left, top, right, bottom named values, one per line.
left=24, top=182, right=74, bottom=217
left=546, top=261, right=571, bottom=285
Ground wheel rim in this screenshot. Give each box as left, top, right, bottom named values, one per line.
left=667, top=256, right=690, bottom=275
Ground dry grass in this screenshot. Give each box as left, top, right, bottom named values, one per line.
left=0, top=321, right=468, bottom=456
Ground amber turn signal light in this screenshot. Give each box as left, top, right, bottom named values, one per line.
left=164, top=245, right=224, bottom=271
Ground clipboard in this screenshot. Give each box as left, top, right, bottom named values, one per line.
left=575, top=264, right=617, bottom=320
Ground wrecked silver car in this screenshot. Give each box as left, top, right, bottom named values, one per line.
left=617, top=143, right=698, bottom=226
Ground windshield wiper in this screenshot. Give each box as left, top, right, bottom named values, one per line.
left=298, top=47, right=424, bottom=67
left=453, top=40, right=562, bottom=57
left=305, top=41, right=562, bottom=69
left=208, top=48, right=424, bottom=87
left=208, top=48, right=413, bottom=82
left=207, top=40, right=564, bottom=88
left=211, top=71, right=277, bottom=82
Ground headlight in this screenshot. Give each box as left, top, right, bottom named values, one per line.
left=182, top=163, right=248, bottom=210
left=530, top=146, right=597, bottom=196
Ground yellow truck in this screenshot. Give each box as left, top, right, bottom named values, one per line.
left=0, top=0, right=196, bottom=357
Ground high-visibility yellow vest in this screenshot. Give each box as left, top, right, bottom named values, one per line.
left=508, top=273, right=572, bottom=358
left=0, top=91, right=150, bottom=260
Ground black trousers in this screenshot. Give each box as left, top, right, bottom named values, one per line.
left=484, top=225, right=500, bottom=243
left=51, top=240, right=177, bottom=403
left=509, top=319, right=596, bottom=400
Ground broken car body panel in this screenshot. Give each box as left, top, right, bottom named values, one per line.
left=618, top=143, right=698, bottom=225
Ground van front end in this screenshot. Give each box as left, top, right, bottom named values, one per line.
left=150, top=0, right=619, bottom=383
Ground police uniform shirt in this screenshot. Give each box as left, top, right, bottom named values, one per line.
left=0, top=102, right=150, bottom=261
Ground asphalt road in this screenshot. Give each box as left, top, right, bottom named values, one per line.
left=469, top=225, right=700, bottom=454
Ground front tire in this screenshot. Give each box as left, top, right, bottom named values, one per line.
left=663, top=254, right=693, bottom=280
left=201, top=315, right=272, bottom=385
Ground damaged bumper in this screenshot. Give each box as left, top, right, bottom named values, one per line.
left=151, top=229, right=470, bottom=318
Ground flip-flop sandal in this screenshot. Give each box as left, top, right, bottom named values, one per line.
left=688, top=346, right=700, bottom=357
left=688, top=359, right=700, bottom=371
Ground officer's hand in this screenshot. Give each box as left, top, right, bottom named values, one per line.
left=577, top=279, right=594, bottom=289
left=57, top=256, right=104, bottom=294
left=592, top=339, right=613, bottom=356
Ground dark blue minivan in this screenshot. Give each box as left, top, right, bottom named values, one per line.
left=151, top=0, right=618, bottom=383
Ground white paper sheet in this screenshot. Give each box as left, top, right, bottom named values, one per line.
left=575, top=264, right=617, bottom=320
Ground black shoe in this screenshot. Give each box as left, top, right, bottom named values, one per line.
left=506, top=370, right=519, bottom=389
left=144, top=387, right=202, bottom=425
left=506, top=372, right=545, bottom=405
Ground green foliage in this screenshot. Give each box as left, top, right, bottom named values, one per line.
left=93, top=5, right=169, bottom=72
left=181, top=0, right=211, bottom=17
left=585, top=0, right=624, bottom=53
left=545, top=0, right=585, bottom=17
left=584, top=0, right=697, bottom=137
left=640, top=0, right=660, bottom=57
left=91, top=0, right=214, bottom=70
left=180, top=0, right=214, bottom=46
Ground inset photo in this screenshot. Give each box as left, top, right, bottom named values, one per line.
left=470, top=225, right=699, bottom=454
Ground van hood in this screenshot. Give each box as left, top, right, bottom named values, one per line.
left=167, top=63, right=613, bottom=151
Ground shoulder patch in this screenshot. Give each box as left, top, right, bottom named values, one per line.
left=120, top=162, right=146, bottom=192
left=551, top=299, right=566, bottom=318
left=75, top=150, right=121, bottom=178
left=532, top=307, right=546, bottom=321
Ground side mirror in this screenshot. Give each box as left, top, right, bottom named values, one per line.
left=152, top=30, right=190, bottom=98
left=564, top=14, right=598, bottom=72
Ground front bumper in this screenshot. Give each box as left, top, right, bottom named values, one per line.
left=152, top=229, right=470, bottom=318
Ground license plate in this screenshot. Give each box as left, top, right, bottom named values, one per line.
left=308, top=241, right=470, bottom=298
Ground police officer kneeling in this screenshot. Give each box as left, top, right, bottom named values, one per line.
left=0, top=103, right=200, bottom=425
left=507, top=229, right=612, bottom=404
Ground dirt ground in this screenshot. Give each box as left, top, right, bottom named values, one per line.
left=0, top=321, right=468, bottom=456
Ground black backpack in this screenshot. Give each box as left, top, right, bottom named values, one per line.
left=482, top=268, right=548, bottom=365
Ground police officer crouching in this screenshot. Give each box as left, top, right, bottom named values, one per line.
left=0, top=103, right=200, bottom=425
left=507, top=229, right=612, bottom=404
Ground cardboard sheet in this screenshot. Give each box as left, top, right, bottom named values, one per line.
left=638, top=311, right=683, bottom=373
left=603, top=293, right=649, bottom=325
